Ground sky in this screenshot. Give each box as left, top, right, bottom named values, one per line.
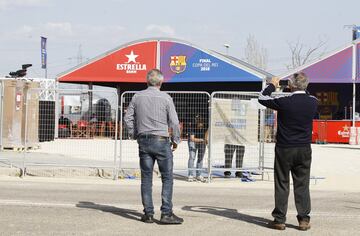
left=0, top=0, right=359, bottom=79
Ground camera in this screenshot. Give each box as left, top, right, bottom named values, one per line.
left=279, top=80, right=289, bottom=86
left=22, top=64, right=32, bottom=69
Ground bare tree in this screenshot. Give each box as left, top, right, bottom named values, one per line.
left=286, top=38, right=327, bottom=70
left=244, top=34, right=268, bottom=70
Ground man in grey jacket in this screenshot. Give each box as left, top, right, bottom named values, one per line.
left=124, top=69, right=183, bottom=224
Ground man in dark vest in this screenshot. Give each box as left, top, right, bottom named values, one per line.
left=258, top=72, right=318, bottom=231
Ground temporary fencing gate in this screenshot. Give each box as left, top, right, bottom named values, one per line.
left=0, top=87, right=285, bottom=180
left=119, top=91, right=280, bottom=180
left=209, top=92, right=265, bottom=179
left=119, top=91, right=211, bottom=177
left=23, top=88, right=119, bottom=177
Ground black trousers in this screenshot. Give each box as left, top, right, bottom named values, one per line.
left=224, top=144, right=245, bottom=168
left=272, top=146, right=312, bottom=223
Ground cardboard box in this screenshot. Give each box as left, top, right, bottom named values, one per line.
left=0, top=79, right=40, bottom=149
left=1, top=80, right=24, bottom=148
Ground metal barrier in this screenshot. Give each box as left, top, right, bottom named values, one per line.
left=0, top=87, right=291, bottom=180
left=23, top=88, right=119, bottom=178
left=262, top=108, right=276, bottom=171
left=209, top=92, right=265, bottom=180
left=119, top=90, right=287, bottom=181
left=119, top=91, right=211, bottom=178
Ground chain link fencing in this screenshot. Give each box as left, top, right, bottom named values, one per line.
left=0, top=85, right=289, bottom=181
left=118, top=91, right=210, bottom=179
left=23, top=88, right=119, bottom=178
left=209, top=92, right=265, bottom=180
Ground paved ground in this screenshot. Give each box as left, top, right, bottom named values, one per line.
left=0, top=144, right=360, bottom=235
left=0, top=177, right=359, bottom=236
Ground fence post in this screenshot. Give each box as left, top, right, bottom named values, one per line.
left=207, top=93, right=214, bottom=183
left=54, top=82, right=60, bottom=139
left=259, top=103, right=265, bottom=180
left=22, top=89, right=30, bottom=178
left=117, top=92, right=125, bottom=179
left=112, top=91, right=119, bottom=180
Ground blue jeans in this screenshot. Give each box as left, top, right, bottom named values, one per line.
left=137, top=135, right=173, bottom=215
left=188, top=141, right=206, bottom=177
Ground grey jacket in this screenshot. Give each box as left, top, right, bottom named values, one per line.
left=124, top=86, right=181, bottom=144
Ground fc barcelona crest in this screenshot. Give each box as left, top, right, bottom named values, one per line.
left=170, top=55, right=187, bottom=73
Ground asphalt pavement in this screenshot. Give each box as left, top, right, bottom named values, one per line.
left=0, top=177, right=359, bottom=236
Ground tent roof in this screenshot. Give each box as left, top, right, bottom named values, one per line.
left=57, top=38, right=272, bottom=83
left=218, top=53, right=273, bottom=78
left=280, top=39, right=360, bottom=83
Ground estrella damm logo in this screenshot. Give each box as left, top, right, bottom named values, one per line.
left=170, top=55, right=187, bottom=73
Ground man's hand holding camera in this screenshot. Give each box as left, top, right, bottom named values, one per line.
left=271, top=77, right=281, bottom=88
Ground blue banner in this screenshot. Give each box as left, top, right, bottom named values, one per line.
left=41, top=36, right=47, bottom=69
left=160, top=41, right=262, bottom=82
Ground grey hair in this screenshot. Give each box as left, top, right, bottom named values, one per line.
left=146, top=69, right=164, bottom=86
left=289, top=72, right=309, bottom=91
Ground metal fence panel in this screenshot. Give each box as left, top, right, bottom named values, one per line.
left=0, top=84, right=291, bottom=180
left=262, top=108, right=276, bottom=170
left=262, top=92, right=290, bottom=170
left=119, top=91, right=210, bottom=178
left=24, top=88, right=119, bottom=178
left=209, top=92, right=264, bottom=179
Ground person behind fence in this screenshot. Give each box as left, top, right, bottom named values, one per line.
left=58, top=115, right=72, bottom=138
left=223, top=135, right=245, bottom=178
left=265, top=111, right=275, bottom=142
left=258, top=73, right=318, bottom=231
left=124, top=69, right=183, bottom=225
left=187, top=114, right=208, bottom=182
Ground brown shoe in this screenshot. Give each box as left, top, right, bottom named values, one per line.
left=268, top=221, right=286, bottom=230
left=298, top=220, right=311, bottom=231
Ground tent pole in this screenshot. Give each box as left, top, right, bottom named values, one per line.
left=117, top=85, right=121, bottom=122
left=353, top=81, right=356, bottom=127
left=54, top=80, right=59, bottom=139
left=349, top=42, right=357, bottom=145
left=352, top=43, right=356, bottom=127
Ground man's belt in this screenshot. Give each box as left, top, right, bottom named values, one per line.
left=138, top=133, right=169, bottom=140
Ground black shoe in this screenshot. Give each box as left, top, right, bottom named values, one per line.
left=141, top=214, right=154, bottom=223
left=298, top=220, right=311, bottom=231
left=235, top=171, right=243, bottom=178
left=224, top=171, right=231, bottom=178
left=268, top=220, right=286, bottom=230
left=160, top=213, right=184, bottom=224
